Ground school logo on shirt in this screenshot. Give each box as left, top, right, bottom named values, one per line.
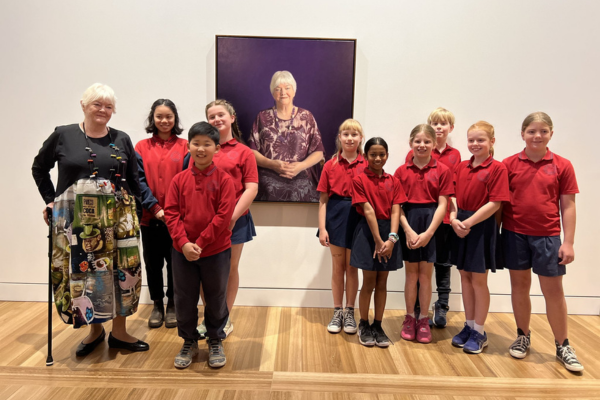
left=170, top=152, right=182, bottom=162
left=426, top=170, right=439, bottom=183
left=542, top=164, right=558, bottom=176
left=477, top=170, right=490, bottom=182
left=206, top=180, right=219, bottom=192
left=448, top=155, right=458, bottom=165
left=384, top=180, right=393, bottom=192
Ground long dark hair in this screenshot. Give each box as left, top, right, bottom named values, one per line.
left=364, top=137, right=389, bottom=154
left=145, top=99, right=184, bottom=136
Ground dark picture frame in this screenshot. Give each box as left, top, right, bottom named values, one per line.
left=216, top=35, right=357, bottom=203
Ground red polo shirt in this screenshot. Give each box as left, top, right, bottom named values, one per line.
left=352, top=169, right=407, bottom=219
left=406, top=145, right=461, bottom=222
left=135, top=135, right=188, bottom=225
left=454, top=155, right=510, bottom=212
left=164, top=163, right=236, bottom=257
left=502, top=149, right=579, bottom=236
left=317, top=154, right=366, bottom=197
left=213, top=139, right=258, bottom=216
left=394, top=157, right=453, bottom=204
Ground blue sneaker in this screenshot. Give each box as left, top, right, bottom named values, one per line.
left=451, top=323, right=472, bottom=348
left=463, top=330, right=488, bottom=354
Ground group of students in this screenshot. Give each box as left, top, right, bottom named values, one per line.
left=137, top=98, right=582, bottom=373
left=317, top=108, right=583, bottom=373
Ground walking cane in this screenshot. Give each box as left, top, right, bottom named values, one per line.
left=46, top=207, right=54, bottom=366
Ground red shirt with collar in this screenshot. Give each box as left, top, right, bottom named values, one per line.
left=352, top=168, right=407, bottom=219
left=502, top=149, right=579, bottom=236
left=188, top=139, right=258, bottom=216
left=454, top=155, right=510, bottom=212
left=135, top=135, right=188, bottom=225
left=164, top=163, right=236, bottom=257
left=317, top=154, right=366, bottom=197
left=393, top=157, right=453, bottom=204
left=406, top=145, right=461, bottom=222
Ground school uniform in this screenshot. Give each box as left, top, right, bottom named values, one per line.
left=135, top=135, right=188, bottom=302
left=502, top=149, right=579, bottom=276
left=185, top=139, right=259, bottom=245
left=394, top=157, right=453, bottom=263
left=164, top=163, right=236, bottom=341
left=350, top=169, right=407, bottom=271
left=317, top=154, right=366, bottom=248
left=451, top=155, right=509, bottom=273
left=406, top=146, right=461, bottom=307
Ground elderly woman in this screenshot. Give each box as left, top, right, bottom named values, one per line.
left=248, top=71, right=324, bottom=202
left=32, top=83, right=149, bottom=357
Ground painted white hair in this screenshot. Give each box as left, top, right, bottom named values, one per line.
left=269, top=71, right=297, bottom=94
left=81, top=83, right=117, bottom=113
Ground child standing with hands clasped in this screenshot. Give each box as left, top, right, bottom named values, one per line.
left=351, top=137, right=407, bottom=348
left=395, top=125, right=453, bottom=343
left=165, top=122, right=236, bottom=369
left=449, top=121, right=509, bottom=354
left=317, top=119, right=366, bottom=334
left=502, top=112, right=583, bottom=372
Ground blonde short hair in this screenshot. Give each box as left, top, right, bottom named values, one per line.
left=81, top=83, right=117, bottom=113
left=270, top=71, right=297, bottom=94
left=427, top=107, right=455, bottom=126
left=521, top=111, right=553, bottom=132
left=332, top=119, right=364, bottom=162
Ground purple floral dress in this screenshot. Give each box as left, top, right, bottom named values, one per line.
left=248, top=107, right=324, bottom=202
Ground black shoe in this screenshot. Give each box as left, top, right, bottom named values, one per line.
left=148, top=301, right=164, bottom=328
left=108, top=332, right=149, bottom=352
left=165, top=300, right=177, bottom=329
left=75, top=328, right=106, bottom=357
left=432, top=301, right=449, bottom=328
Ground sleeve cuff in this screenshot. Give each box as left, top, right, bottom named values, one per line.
left=150, top=203, right=163, bottom=215
left=176, top=237, right=190, bottom=250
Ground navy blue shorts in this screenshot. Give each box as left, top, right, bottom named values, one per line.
left=401, top=203, right=437, bottom=263
left=502, top=229, right=565, bottom=277
left=316, top=195, right=361, bottom=249
left=434, top=223, right=452, bottom=266
left=350, top=217, right=403, bottom=271
left=451, top=209, right=502, bottom=273
left=231, top=211, right=257, bottom=245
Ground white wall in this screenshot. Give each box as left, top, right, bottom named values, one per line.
left=1, top=0, right=599, bottom=314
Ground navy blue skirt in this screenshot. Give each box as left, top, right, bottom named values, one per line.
left=451, top=209, right=502, bottom=273
left=401, top=203, right=437, bottom=263
left=231, top=211, right=257, bottom=245
left=350, top=217, right=403, bottom=271
left=316, top=195, right=361, bottom=249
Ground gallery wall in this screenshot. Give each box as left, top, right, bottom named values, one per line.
left=1, top=0, right=599, bottom=313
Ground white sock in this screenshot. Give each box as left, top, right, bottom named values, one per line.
left=419, top=314, right=428, bottom=320
left=466, top=320, right=475, bottom=329
left=409, top=312, right=416, bottom=318
left=474, top=323, right=485, bottom=334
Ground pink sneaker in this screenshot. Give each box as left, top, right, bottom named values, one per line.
left=416, top=317, right=432, bottom=343
left=401, top=315, right=416, bottom=341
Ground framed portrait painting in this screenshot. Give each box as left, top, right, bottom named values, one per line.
left=216, top=35, right=357, bottom=203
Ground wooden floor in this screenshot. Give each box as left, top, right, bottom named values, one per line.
left=0, top=302, right=598, bottom=399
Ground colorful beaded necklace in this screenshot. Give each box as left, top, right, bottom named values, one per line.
left=273, top=106, right=297, bottom=135
left=82, top=122, right=127, bottom=186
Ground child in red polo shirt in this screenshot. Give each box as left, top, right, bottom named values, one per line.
left=502, top=112, right=583, bottom=372
left=165, top=122, right=236, bottom=370
left=449, top=121, right=509, bottom=354
left=405, top=108, right=461, bottom=327
left=351, top=137, right=407, bottom=348
left=317, top=119, right=366, bottom=335
left=395, top=124, right=453, bottom=343
left=194, top=100, right=259, bottom=339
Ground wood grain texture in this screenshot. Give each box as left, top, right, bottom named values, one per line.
left=0, top=302, right=598, bottom=399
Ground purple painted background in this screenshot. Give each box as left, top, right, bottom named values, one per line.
left=216, top=36, right=356, bottom=159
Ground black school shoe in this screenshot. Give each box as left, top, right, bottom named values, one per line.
left=108, top=332, right=149, bottom=352
left=432, top=301, right=449, bottom=328
left=75, top=328, right=106, bottom=357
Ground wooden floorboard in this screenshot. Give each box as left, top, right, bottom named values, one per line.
left=0, top=302, right=598, bottom=399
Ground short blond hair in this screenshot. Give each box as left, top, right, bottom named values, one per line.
left=467, top=121, right=495, bottom=157
left=270, top=71, right=297, bottom=94
left=521, top=111, right=553, bottom=132
left=81, top=83, right=117, bottom=113
left=427, top=107, right=455, bottom=126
